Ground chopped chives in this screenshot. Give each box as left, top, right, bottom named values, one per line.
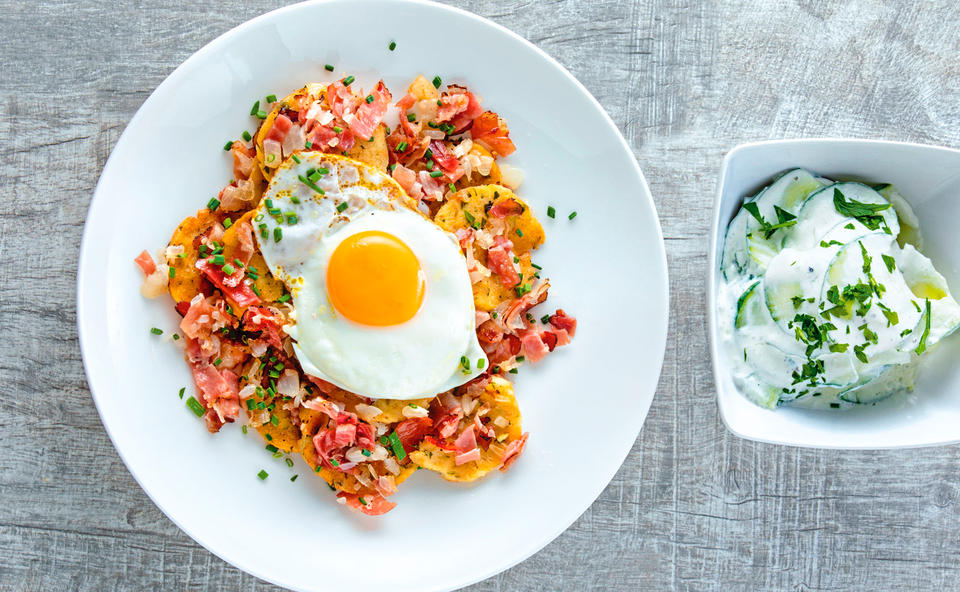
left=212, top=254, right=225, bottom=265
left=477, top=358, right=486, bottom=369
left=336, top=201, right=348, bottom=213
left=259, top=223, right=268, bottom=238
left=285, top=458, right=294, bottom=467
left=361, top=449, right=371, bottom=457
left=298, top=174, right=325, bottom=195
left=207, top=197, right=220, bottom=211
left=515, top=355, right=525, bottom=362
left=273, top=228, right=282, bottom=242
left=541, top=314, right=551, bottom=324
left=291, top=154, right=302, bottom=164
left=257, top=470, right=268, bottom=480
left=396, top=141, right=408, bottom=152
left=388, top=41, right=396, bottom=51
left=178, top=387, right=185, bottom=398
left=249, top=100, right=260, bottom=116
left=516, top=229, right=523, bottom=237
left=547, top=206, right=556, bottom=218
left=266, top=444, right=279, bottom=453
left=432, top=75, right=442, bottom=88
left=251, top=283, right=261, bottom=297
left=449, top=183, right=456, bottom=192
left=266, top=94, right=277, bottom=103
left=278, top=294, right=291, bottom=303
left=213, top=357, right=222, bottom=366
left=223, top=141, right=233, bottom=151
left=286, top=213, right=298, bottom=225
left=241, top=130, right=252, bottom=142
left=221, top=263, right=235, bottom=275
left=222, top=217, right=233, bottom=229
left=429, top=170, right=443, bottom=178
left=508, top=368, right=519, bottom=374
left=186, top=396, right=204, bottom=417
left=317, top=167, right=329, bottom=175
left=333, top=126, right=343, bottom=133
left=270, top=415, right=279, bottom=426
left=256, top=109, right=267, bottom=119
left=343, top=75, right=355, bottom=86
left=290, top=474, right=298, bottom=482
left=172, top=333, right=180, bottom=341
left=241, top=425, right=247, bottom=434
left=531, top=263, right=542, bottom=270
left=407, top=113, right=416, bottom=122
left=305, top=140, right=313, bottom=149
left=365, top=95, right=374, bottom=104
left=149, top=327, right=163, bottom=335
left=568, top=211, right=578, bottom=220
left=168, top=267, right=175, bottom=278
left=234, top=258, right=244, bottom=267
left=331, top=459, right=339, bottom=467
left=389, top=163, right=397, bottom=172
left=324, top=64, right=334, bottom=71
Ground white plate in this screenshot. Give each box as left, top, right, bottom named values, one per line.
left=709, top=138, right=960, bottom=449
left=77, top=1, right=668, bottom=590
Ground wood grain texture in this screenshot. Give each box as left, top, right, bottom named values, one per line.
left=2, top=0, right=960, bottom=590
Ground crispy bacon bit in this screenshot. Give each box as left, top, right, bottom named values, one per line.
left=500, top=432, right=529, bottom=471
left=455, top=448, right=481, bottom=466
left=395, top=417, right=432, bottom=454
left=519, top=329, right=551, bottom=362
left=428, top=140, right=463, bottom=181
left=549, top=309, right=577, bottom=337
left=190, top=363, right=241, bottom=433
left=350, top=80, right=391, bottom=140
left=436, top=92, right=470, bottom=123
left=230, top=142, right=256, bottom=180
left=134, top=250, right=156, bottom=275
left=471, top=111, right=516, bottom=156
left=447, top=88, right=484, bottom=133
left=484, top=333, right=521, bottom=365
left=337, top=492, right=397, bottom=516
left=265, top=113, right=293, bottom=143
left=196, top=259, right=260, bottom=308
left=486, top=236, right=520, bottom=288
left=453, top=425, right=478, bottom=453
left=488, top=197, right=524, bottom=218
left=391, top=164, right=420, bottom=197
left=234, top=221, right=256, bottom=266
left=242, top=306, right=283, bottom=348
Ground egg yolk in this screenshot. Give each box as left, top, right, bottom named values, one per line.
left=326, top=230, right=425, bottom=326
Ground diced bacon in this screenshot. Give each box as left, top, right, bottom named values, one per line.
left=190, top=363, right=240, bottom=432
left=242, top=306, right=283, bottom=348
left=540, top=330, right=558, bottom=352
left=520, top=329, right=551, bottom=362
left=476, top=310, right=491, bottom=326
left=196, top=259, right=261, bottom=308
left=418, top=170, right=445, bottom=201
left=449, top=90, right=484, bottom=133
left=395, top=417, right=432, bottom=453
left=474, top=413, right=496, bottom=439
left=334, top=423, right=357, bottom=447
left=453, top=425, right=477, bottom=453
left=486, top=236, right=520, bottom=288
left=302, top=396, right=342, bottom=419
left=455, top=448, right=481, bottom=466
left=391, top=164, right=421, bottom=198
left=305, top=375, right=340, bottom=396
left=549, top=309, right=577, bottom=337
left=488, top=198, right=524, bottom=218
left=484, top=334, right=521, bottom=365
left=396, top=93, right=416, bottom=111
left=230, top=142, right=256, bottom=179
left=234, top=221, right=255, bottom=266
left=553, top=328, right=572, bottom=347
left=499, top=280, right=550, bottom=331
left=326, top=80, right=360, bottom=121
left=428, top=140, right=463, bottom=181
left=175, top=301, right=191, bottom=316
left=349, top=80, right=391, bottom=140
left=500, top=432, right=529, bottom=471
left=471, top=111, right=516, bottom=156
left=134, top=250, right=156, bottom=275
left=435, top=408, right=463, bottom=439
left=337, top=492, right=397, bottom=516
left=307, top=123, right=355, bottom=152
left=265, top=114, right=293, bottom=142
left=436, top=92, right=470, bottom=123
left=180, top=295, right=217, bottom=340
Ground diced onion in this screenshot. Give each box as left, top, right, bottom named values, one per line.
left=498, top=163, right=524, bottom=189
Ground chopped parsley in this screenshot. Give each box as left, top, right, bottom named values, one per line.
left=833, top=188, right=891, bottom=232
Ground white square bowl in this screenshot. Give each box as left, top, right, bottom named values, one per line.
left=708, top=139, right=960, bottom=449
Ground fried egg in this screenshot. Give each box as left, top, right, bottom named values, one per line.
left=255, top=153, right=487, bottom=399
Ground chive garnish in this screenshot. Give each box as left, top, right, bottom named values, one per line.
left=249, top=100, right=260, bottom=116
left=388, top=41, right=397, bottom=51
left=298, top=174, right=325, bottom=195
left=150, top=327, right=162, bottom=335
left=568, top=211, right=578, bottom=220
left=325, top=64, right=334, bottom=71
left=432, top=75, right=442, bottom=88
left=241, top=131, right=252, bottom=142
left=547, top=206, right=556, bottom=218
left=266, top=94, right=277, bottom=103
left=429, top=170, right=443, bottom=178
left=257, top=470, right=268, bottom=480
left=207, top=198, right=220, bottom=211
left=343, top=75, right=355, bottom=86
left=274, top=228, right=283, bottom=242
left=186, top=396, right=204, bottom=417
left=222, top=141, right=233, bottom=151
left=336, top=201, right=348, bottom=213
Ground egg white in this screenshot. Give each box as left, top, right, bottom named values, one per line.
left=255, top=153, right=487, bottom=399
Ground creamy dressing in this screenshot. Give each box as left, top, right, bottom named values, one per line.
left=719, top=170, right=960, bottom=409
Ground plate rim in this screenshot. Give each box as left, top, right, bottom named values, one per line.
left=76, top=0, right=669, bottom=589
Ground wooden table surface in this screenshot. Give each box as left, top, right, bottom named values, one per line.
left=3, top=0, right=960, bottom=590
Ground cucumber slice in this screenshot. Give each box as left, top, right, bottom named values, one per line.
left=876, top=184, right=923, bottom=249
left=897, top=244, right=960, bottom=347
left=734, top=280, right=762, bottom=328
left=721, top=209, right=750, bottom=278
left=783, top=182, right=899, bottom=250
left=743, top=169, right=826, bottom=269
left=763, top=246, right=838, bottom=328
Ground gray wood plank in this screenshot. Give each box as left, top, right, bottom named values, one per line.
left=2, top=0, right=959, bottom=590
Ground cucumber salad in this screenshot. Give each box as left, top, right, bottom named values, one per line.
left=719, top=168, right=960, bottom=409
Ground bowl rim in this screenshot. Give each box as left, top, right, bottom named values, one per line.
left=707, top=137, right=960, bottom=449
